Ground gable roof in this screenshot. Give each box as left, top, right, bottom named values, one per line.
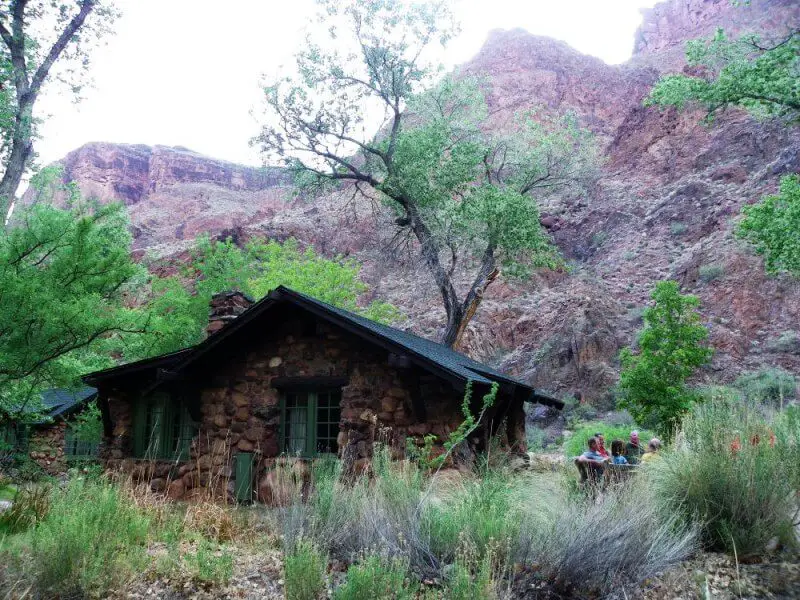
left=84, top=286, right=562, bottom=408
left=2, top=387, right=98, bottom=423
left=40, top=387, right=98, bottom=419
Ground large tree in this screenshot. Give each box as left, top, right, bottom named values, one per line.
left=255, top=0, right=597, bottom=348
left=0, top=0, right=118, bottom=222
left=646, top=27, right=799, bottom=122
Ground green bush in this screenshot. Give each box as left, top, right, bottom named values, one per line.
left=425, top=467, right=520, bottom=564
left=284, top=539, right=327, bottom=600
left=618, top=280, right=712, bottom=436
left=14, top=477, right=150, bottom=596
left=564, top=423, right=654, bottom=459
left=334, top=555, right=417, bottom=600
left=445, top=555, right=495, bottom=600
left=698, top=264, right=724, bottom=283
left=734, top=367, right=797, bottom=406
left=650, top=396, right=798, bottom=556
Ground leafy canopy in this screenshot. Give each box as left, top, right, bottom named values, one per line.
left=0, top=201, right=146, bottom=412
left=735, top=175, right=800, bottom=276
left=646, top=28, right=800, bottom=121
left=139, top=236, right=401, bottom=359
left=618, top=281, right=713, bottom=436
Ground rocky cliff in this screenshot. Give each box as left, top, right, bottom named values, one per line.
left=24, top=0, right=800, bottom=403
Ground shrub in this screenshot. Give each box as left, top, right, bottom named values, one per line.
left=563, top=422, right=654, bottom=459
left=650, top=396, right=798, bottom=556
left=425, top=467, right=521, bottom=565
left=333, top=554, right=417, bottom=600
left=670, top=221, right=687, bottom=235
left=184, top=539, right=234, bottom=585
left=446, top=555, right=495, bottom=600
left=698, top=263, right=724, bottom=283
left=733, top=367, right=797, bottom=406
left=18, top=477, right=150, bottom=596
left=766, top=330, right=800, bottom=354
left=519, top=480, right=698, bottom=595
left=284, top=539, right=327, bottom=600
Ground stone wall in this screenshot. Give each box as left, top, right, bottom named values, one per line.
left=102, top=309, right=472, bottom=502
left=28, top=421, right=69, bottom=475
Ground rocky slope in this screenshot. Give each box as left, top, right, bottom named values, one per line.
left=24, top=0, right=800, bottom=403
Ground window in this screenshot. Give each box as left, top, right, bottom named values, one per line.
left=0, top=423, right=16, bottom=450
left=132, top=393, right=198, bottom=460
left=0, top=423, right=27, bottom=452
left=64, top=428, right=100, bottom=459
left=280, top=389, right=341, bottom=457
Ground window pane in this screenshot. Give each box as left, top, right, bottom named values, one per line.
left=314, top=389, right=340, bottom=455
left=286, top=405, right=308, bottom=455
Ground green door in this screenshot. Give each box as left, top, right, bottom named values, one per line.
left=235, top=452, right=254, bottom=503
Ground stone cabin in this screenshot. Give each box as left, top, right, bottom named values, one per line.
left=0, top=387, right=100, bottom=475
left=83, top=286, right=561, bottom=502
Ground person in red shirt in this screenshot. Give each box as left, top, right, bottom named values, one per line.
left=595, top=432, right=610, bottom=459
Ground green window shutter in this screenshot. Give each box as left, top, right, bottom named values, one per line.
left=307, top=392, right=318, bottom=458
left=132, top=400, right=147, bottom=458
left=64, top=428, right=75, bottom=456
left=177, top=405, right=196, bottom=462
left=161, top=396, right=175, bottom=460
left=235, top=452, right=254, bottom=502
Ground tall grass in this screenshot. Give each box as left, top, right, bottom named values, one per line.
left=650, top=396, right=799, bottom=556
left=277, top=446, right=697, bottom=596
left=10, top=477, right=150, bottom=596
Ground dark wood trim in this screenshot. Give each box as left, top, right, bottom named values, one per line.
left=270, top=376, right=349, bottom=390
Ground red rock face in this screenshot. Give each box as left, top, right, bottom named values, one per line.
left=23, top=0, right=800, bottom=401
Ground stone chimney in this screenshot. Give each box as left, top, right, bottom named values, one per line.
left=206, top=291, right=254, bottom=337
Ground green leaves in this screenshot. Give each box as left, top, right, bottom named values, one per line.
left=0, top=202, right=144, bottom=411
left=646, top=28, right=800, bottom=121
left=736, top=175, right=800, bottom=276
left=139, top=235, right=401, bottom=362
left=619, top=281, right=713, bottom=436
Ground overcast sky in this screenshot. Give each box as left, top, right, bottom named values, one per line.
left=35, top=0, right=660, bottom=168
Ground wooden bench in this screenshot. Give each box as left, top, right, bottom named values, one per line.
left=574, top=458, right=638, bottom=492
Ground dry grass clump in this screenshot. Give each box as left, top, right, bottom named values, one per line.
left=519, top=480, right=699, bottom=596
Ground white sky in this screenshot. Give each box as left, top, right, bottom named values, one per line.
left=35, top=0, right=660, bottom=168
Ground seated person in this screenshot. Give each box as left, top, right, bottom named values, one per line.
left=610, top=439, right=628, bottom=465
left=641, top=438, right=662, bottom=463
left=577, top=436, right=609, bottom=465
left=595, top=432, right=610, bottom=458
left=626, top=430, right=645, bottom=464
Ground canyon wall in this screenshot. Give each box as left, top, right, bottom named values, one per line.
left=23, top=0, right=800, bottom=403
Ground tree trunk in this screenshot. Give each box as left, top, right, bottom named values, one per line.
left=404, top=202, right=465, bottom=348
left=451, top=244, right=499, bottom=351
left=0, top=103, right=33, bottom=223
